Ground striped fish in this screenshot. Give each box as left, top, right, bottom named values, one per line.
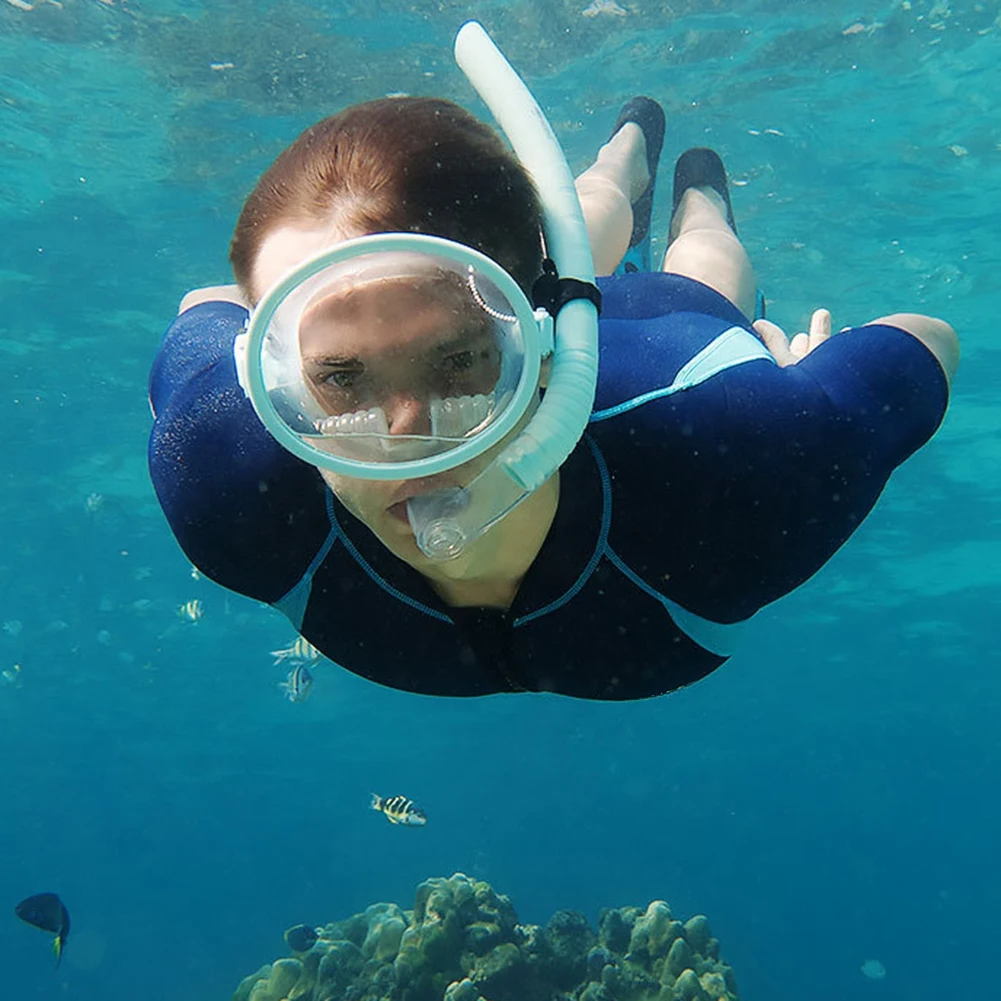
left=271, top=635, right=320, bottom=664
left=177, top=599, right=203, bottom=621
left=278, top=663, right=314, bottom=704
left=370, top=794, right=427, bottom=826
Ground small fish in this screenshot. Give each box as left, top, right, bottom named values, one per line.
left=581, top=0, right=627, bottom=16
left=284, top=924, right=319, bottom=952
left=278, top=663, right=313, bottom=703
left=860, top=958, right=886, bottom=980
left=1, top=663, right=22, bottom=687
left=177, top=599, right=203, bottom=622
left=271, top=635, right=320, bottom=664
left=841, top=21, right=883, bottom=36
left=15, top=892, right=70, bottom=965
left=370, top=794, right=427, bottom=826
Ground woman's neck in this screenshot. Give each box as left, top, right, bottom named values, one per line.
left=420, top=473, right=560, bottom=611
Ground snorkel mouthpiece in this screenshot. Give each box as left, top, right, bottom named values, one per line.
left=406, top=458, right=535, bottom=560
left=406, top=488, right=470, bottom=561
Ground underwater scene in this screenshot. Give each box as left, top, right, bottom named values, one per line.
left=1, top=0, right=999, bottom=999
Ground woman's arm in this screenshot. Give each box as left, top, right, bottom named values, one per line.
left=150, top=302, right=331, bottom=602
left=755, top=309, right=959, bottom=388
left=864, top=313, right=959, bottom=387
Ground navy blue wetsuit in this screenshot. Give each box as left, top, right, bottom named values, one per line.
left=148, top=274, right=947, bottom=700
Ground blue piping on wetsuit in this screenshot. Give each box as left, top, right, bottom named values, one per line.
left=271, top=323, right=769, bottom=653
left=270, top=508, right=340, bottom=628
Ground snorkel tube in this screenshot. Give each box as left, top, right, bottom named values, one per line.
left=405, top=21, right=599, bottom=559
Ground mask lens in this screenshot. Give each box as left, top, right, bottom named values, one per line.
left=261, top=251, right=526, bottom=465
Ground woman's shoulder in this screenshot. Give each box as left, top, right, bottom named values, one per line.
left=177, top=284, right=249, bottom=314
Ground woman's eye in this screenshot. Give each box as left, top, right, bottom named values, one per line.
left=322, top=369, right=362, bottom=389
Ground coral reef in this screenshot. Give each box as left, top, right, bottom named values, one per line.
left=232, top=873, right=738, bottom=1001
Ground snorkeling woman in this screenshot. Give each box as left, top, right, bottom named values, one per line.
left=149, top=24, right=956, bottom=699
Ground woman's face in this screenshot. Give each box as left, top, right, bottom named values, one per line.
left=252, top=221, right=529, bottom=573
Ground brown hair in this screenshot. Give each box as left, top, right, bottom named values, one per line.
left=230, top=97, right=544, bottom=303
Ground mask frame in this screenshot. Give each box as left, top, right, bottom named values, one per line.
left=235, top=233, right=552, bottom=481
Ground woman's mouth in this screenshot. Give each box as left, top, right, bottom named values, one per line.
left=386, top=476, right=456, bottom=524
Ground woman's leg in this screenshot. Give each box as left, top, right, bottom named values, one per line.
left=574, top=123, right=649, bottom=276
left=662, top=187, right=757, bottom=318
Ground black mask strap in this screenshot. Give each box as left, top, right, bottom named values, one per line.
left=531, top=258, right=602, bottom=318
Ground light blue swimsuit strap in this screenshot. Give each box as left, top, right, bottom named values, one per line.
left=590, top=325, right=774, bottom=423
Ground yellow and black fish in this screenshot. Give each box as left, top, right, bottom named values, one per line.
left=370, top=793, right=427, bottom=826
left=177, top=598, right=203, bottom=622
left=15, top=892, right=70, bottom=965
left=271, top=635, right=320, bottom=664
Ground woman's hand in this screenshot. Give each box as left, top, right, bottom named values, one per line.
left=754, top=308, right=832, bottom=367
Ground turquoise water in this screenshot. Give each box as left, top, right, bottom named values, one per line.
left=1, top=0, right=999, bottom=998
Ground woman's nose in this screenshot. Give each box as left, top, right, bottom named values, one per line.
left=384, top=393, right=432, bottom=436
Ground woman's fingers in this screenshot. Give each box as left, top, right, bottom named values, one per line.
left=754, top=310, right=833, bottom=366
left=753, top=318, right=796, bottom=366
left=809, top=308, right=832, bottom=350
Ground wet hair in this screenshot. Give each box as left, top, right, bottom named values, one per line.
left=230, top=97, right=544, bottom=304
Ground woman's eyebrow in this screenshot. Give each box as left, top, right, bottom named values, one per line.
left=303, top=354, right=363, bottom=366
left=430, top=327, right=494, bottom=352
